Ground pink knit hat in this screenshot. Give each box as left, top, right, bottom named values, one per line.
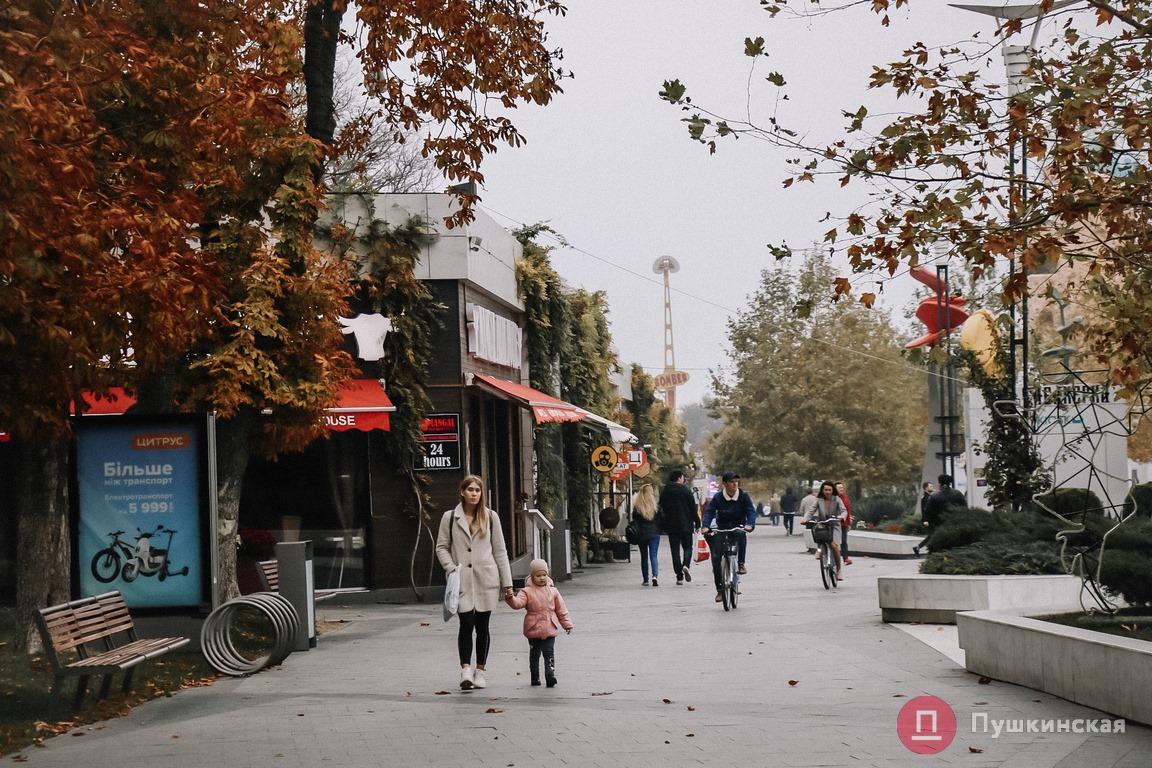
left=529, top=558, right=549, bottom=575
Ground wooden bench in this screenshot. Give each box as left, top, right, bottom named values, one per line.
left=256, top=560, right=361, bottom=601
left=35, top=591, right=190, bottom=709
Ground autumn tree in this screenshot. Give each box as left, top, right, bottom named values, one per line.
left=707, top=252, right=924, bottom=490
left=1, top=0, right=566, bottom=644
left=624, top=365, right=690, bottom=478
left=1, top=0, right=333, bottom=646
left=662, top=1, right=1152, bottom=386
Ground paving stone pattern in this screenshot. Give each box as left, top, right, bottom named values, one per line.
left=6, top=532, right=1152, bottom=767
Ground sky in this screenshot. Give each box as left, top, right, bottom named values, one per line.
left=473, top=0, right=1061, bottom=407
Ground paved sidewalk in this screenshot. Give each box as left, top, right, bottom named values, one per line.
left=6, top=531, right=1152, bottom=767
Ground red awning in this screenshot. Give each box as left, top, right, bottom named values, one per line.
left=471, top=374, right=587, bottom=424
left=323, top=379, right=394, bottom=433
left=64, top=381, right=393, bottom=432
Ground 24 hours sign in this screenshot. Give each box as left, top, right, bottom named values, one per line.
left=415, top=413, right=462, bottom=471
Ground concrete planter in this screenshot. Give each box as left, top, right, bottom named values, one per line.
left=801, top=528, right=922, bottom=558
left=958, top=610, right=1152, bottom=726
left=877, top=574, right=1084, bottom=623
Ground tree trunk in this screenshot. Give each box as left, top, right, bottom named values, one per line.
left=213, top=410, right=256, bottom=603
left=14, top=438, right=71, bottom=652
left=303, top=0, right=345, bottom=146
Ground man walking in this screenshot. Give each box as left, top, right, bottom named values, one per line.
left=914, top=474, right=967, bottom=555
left=659, top=469, right=699, bottom=585
left=780, top=486, right=799, bottom=535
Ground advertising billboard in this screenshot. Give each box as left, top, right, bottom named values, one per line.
left=74, top=416, right=211, bottom=609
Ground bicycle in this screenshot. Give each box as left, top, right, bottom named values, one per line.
left=90, top=525, right=190, bottom=584
left=707, top=527, right=745, bottom=611
left=805, top=519, right=839, bottom=590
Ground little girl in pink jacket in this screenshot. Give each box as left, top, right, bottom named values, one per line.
left=505, top=558, right=573, bottom=687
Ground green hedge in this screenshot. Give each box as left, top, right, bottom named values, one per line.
left=917, top=491, right=1152, bottom=602
left=921, top=541, right=1065, bottom=575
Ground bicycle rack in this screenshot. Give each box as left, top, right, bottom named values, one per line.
left=200, top=592, right=300, bottom=676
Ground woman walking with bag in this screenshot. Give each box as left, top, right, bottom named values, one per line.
left=632, top=483, right=662, bottom=586
left=436, top=475, right=513, bottom=690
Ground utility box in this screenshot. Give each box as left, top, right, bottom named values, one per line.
left=275, top=540, right=316, bottom=651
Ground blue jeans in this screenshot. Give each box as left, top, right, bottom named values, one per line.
left=640, top=535, right=660, bottom=582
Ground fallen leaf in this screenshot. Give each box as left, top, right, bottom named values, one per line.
left=973, top=701, right=988, bottom=705
left=71, top=733, right=85, bottom=738
left=485, top=708, right=504, bottom=714
left=664, top=741, right=670, bottom=744
left=936, top=627, right=944, bottom=632
left=171, top=735, right=180, bottom=739
left=296, top=713, right=305, bottom=717
left=892, top=694, right=905, bottom=698
left=12, top=756, right=27, bottom=763
left=788, top=680, right=799, bottom=686
left=434, top=690, right=451, bottom=695
left=686, top=733, right=695, bottom=737
left=687, top=705, right=696, bottom=711
left=969, top=746, right=984, bottom=754
left=662, top=698, right=672, bottom=704
left=591, top=691, right=613, bottom=696
left=978, top=676, right=991, bottom=685
left=275, top=753, right=284, bottom=758
left=419, top=622, right=430, bottom=627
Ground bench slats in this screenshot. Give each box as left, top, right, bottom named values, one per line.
left=34, top=590, right=190, bottom=708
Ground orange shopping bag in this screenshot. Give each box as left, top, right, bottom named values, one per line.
left=695, top=536, right=710, bottom=563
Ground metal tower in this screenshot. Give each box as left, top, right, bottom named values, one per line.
left=651, top=256, right=689, bottom=412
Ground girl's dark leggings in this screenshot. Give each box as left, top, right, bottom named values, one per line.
left=458, top=610, right=492, bottom=666
left=528, top=636, right=556, bottom=680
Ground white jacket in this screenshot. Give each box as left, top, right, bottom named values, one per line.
left=435, top=505, right=513, bottom=613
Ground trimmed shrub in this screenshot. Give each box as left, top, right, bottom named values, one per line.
left=921, top=540, right=1064, bottom=575
left=1033, top=487, right=1105, bottom=518
left=919, top=507, right=998, bottom=552
left=1121, top=482, right=1152, bottom=518
left=854, top=494, right=913, bottom=526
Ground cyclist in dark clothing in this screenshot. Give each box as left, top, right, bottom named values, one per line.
left=702, top=471, right=756, bottom=603
left=659, top=470, right=700, bottom=585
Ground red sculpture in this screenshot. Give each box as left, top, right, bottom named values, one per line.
left=904, top=266, right=969, bottom=349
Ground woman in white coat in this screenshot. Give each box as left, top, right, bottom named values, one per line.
left=436, top=474, right=513, bottom=690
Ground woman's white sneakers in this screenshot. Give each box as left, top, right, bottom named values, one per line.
left=460, top=666, right=475, bottom=690
left=472, top=669, right=487, bottom=689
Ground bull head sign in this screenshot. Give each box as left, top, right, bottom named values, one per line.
left=338, top=314, right=392, bottom=362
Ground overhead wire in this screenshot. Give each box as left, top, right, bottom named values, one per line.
left=477, top=202, right=972, bottom=387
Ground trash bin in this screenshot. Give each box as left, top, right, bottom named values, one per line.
left=274, top=540, right=316, bottom=651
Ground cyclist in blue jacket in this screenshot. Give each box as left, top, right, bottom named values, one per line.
left=702, top=471, right=756, bottom=603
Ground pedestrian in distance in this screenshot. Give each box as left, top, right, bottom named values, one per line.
left=798, top=484, right=819, bottom=523
left=780, top=486, right=799, bottom=535
left=659, top=469, right=700, bottom=585
left=632, top=483, right=663, bottom=586
left=505, top=559, right=573, bottom=687
left=436, top=474, right=514, bottom=691
left=835, top=482, right=854, bottom=565
left=702, top=471, right=756, bottom=603
left=769, top=492, right=782, bottom=526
